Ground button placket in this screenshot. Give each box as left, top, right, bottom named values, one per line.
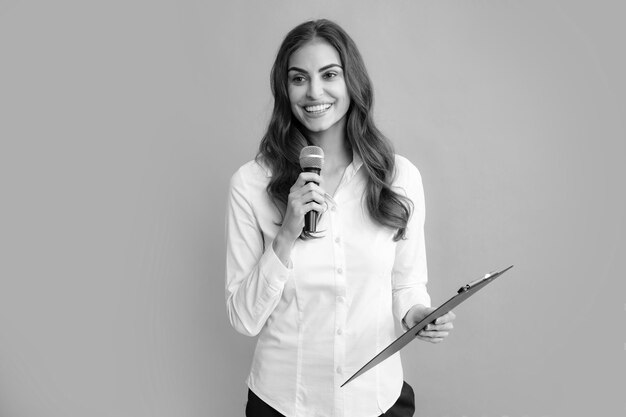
left=331, top=200, right=347, bottom=403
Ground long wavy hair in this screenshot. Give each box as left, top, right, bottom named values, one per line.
left=257, top=19, right=412, bottom=241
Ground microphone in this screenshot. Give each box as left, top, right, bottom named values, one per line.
left=299, top=146, right=324, bottom=233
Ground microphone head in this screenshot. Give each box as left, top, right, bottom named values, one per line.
left=299, top=146, right=324, bottom=170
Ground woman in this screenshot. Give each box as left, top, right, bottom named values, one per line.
left=226, top=19, right=455, bottom=417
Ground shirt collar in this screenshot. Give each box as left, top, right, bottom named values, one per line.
left=342, top=150, right=364, bottom=184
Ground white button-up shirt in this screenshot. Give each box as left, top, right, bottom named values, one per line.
left=225, top=153, right=430, bottom=417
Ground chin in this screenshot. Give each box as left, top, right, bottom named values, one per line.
left=304, top=123, right=331, bottom=133
left=298, top=117, right=337, bottom=133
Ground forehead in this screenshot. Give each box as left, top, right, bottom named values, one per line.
left=288, top=40, right=342, bottom=69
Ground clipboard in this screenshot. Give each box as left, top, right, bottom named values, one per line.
left=341, top=265, right=514, bottom=387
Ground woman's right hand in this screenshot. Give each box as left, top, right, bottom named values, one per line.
left=272, top=172, right=326, bottom=265
left=282, top=172, right=326, bottom=241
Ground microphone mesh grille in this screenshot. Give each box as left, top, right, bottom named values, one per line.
left=299, top=146, right=324, bottom=170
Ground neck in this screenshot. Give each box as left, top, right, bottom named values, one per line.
left=307, top=119, right=352, bottom=173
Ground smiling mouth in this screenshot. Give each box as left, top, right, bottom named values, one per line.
left=304, top=103, right=332, bottom=114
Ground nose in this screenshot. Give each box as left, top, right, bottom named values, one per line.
left=306, top=77, right=323, bottom=99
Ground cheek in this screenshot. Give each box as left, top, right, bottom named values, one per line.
left=330, top=83, right=349, bottom=103
left=289, top=101, right=301, bottom=119
left=336, top=88, right=350, bottom=112
left=287, top=89, right=301, bottom=111
left=287, top=84, right=303, bottom=100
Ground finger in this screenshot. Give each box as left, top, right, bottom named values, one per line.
left=303, top=201, right=326, bottom=213
left=418, top=330, right=449, bottom=338
left=418, top=329, right=435, bottom=337
left=426, top=322, right=453, bottom=331
left=292, top=182, right=326, bottom=200
left=416, top=335, right=444, bottom=344
left=287, top=199, right=324, bottom=218
left=289, top=188, right=325, bottom=207
left=303, top=192, right=327, bottom=206
left=421, top=324, right=451, bottom=335
left=287, top=195, right=326, bottom=217
left=295, top=172, right=322, bottom=187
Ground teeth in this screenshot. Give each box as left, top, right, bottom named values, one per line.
left=304, top=103, right=332, bottom=113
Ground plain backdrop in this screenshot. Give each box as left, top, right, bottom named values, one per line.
left=1, top=1, right=624, bottom=416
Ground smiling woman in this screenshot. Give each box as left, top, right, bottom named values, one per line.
left=225, top=19, right=455, bottom=417
left=286, top=42, right=350, bottom=135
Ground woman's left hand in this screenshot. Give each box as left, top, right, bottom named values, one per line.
left=404, top=304, right=456, bottom=344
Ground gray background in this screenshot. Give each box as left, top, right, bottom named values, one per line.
left=1, top=1, right=624, bottom=416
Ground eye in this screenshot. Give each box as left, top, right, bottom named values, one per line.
left=323, top=71, right=338, bottom=79
left=290, top=74, right=306, bottom=84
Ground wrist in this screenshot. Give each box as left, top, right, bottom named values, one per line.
left=272, top=229, right=297, bottom=267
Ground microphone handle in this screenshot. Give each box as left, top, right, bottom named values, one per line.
left=302, top=167, right=321, bottom=233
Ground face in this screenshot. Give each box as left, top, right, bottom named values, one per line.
left=287, top=40, right=350, bottom=135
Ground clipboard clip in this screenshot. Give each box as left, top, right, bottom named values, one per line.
left=457, top=265, right=514, bottom=293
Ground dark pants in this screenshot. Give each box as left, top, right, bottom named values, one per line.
left=245, top=381, right=415, bottom=417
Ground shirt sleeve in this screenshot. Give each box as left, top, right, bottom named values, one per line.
left=225, top=167, right=292, bottom=337
left=391, top=157, right=431, bottom=326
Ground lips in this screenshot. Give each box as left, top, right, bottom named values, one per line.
left=304, top=103, right=332, bottom=114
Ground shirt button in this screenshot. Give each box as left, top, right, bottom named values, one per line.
left=331, top=206, right=337, bottom=212
left=336, top=366, right=343, bottom=374
left=337, top=296, right=345, bottom=303
left=334, top=237, right=341, bottom=244
left=337, top=267, right=343, bottom=274
left=337, top=328, right=343, bottom=335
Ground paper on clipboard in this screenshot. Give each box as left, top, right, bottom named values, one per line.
left=341, top=265, right=514, bottom=387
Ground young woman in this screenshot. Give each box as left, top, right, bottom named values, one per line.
left=226, top=19, right=455, bottom=417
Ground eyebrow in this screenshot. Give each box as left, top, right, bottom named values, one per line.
left=287, top=64, right=343, bottom=74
